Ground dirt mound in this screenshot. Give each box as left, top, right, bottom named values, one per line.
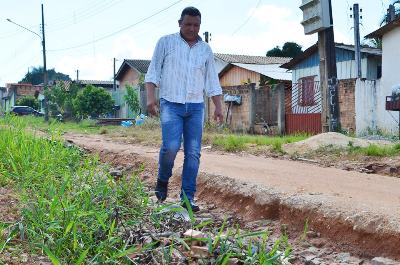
left=283, top=132, right=390, bottom=154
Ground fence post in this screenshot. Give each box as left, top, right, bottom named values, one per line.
left=139, top=84, right=147, bottom=115
left=249, top=83, right=256, bottom=133
left=277, top=83, right=286, bottom=135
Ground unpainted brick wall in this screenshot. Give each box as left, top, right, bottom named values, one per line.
left=207, top=84, right=276, bottom=132
left=338, top=79, right=356, bottom=133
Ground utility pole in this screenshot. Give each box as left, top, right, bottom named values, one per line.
left=318, top=0, right=339, bottom=132
left=352, top=3, right=362, bottom=78
left=76, top=70, right=79, bottom=81
left=113, top=58, right=116, bottom=91
left=387, top=4, right=396, bottom=23
left=203, top=31, right=211, bottom=43
left=41, top=4, right=49, bottom=122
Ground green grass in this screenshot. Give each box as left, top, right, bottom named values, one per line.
left=212, top=134, right=309, bottom=152
left=0, top=115, right=149, bottom=263
left=14, top=115, right=120, bottom=134
left=349, top=143, right=400, bottom=157
left=0, top=115, right=292, bottom=264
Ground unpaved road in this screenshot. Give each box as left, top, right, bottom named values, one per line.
left=65, top=132, right=400, bottom=261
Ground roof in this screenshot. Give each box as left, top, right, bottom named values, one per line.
left=79, top=80, right=114, bottom=86
left=230, top=63, right=291, bottom=81
left=365, top=16, right=400, bottom=39
left=115, top=59, right=151, bottom=81
left=281, top=43, right=382, bottom=69
left=214, top=53, right=291, bottom=65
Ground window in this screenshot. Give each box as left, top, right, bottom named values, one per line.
left=298, top=76, right=316, bottom=106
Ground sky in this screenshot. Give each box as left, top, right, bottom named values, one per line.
left=0, top=0, right=393, bottom=86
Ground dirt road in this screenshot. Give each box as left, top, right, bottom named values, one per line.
left=65, top=132, right=400, bottom=260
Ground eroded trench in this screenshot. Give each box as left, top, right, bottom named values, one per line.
left=85, top=144, right=400, bottom=263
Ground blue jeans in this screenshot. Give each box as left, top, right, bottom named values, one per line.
left=158, top=98, right=204, bottom=201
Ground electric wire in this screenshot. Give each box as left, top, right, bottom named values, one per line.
left=47, top=0, right=185, bottom=52
left=231, top=0, right=262, bottom=35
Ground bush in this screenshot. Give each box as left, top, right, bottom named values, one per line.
left=16, top=95, right=39, bottom=110
left=73, top=85, right=114, bottom=118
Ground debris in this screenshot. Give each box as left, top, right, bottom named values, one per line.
left=371, top=257, right=400, bottom=265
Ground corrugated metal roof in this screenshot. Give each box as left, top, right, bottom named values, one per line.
left=281, top=43, right=382, bottom=69
left=215, top=53, right=291, bottom=65
left=79, top=80, right=113, bottom=85
left=336, top=44, right=382, bottom=56
left=232, top=63, right=292, bottom=81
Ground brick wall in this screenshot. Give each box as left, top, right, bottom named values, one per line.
left=338, top=79, right=356, bottom=133
left=208, top=85, right=251, bottom=132
left=207, top=84, right=278, bottom=133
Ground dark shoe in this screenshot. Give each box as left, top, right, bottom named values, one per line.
left=181, top=200, right=200, bottom=212
left=155, top=179, right=168, bottom=202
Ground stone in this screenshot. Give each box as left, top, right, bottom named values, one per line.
left=310, top=238, right=326, bottom=248
left=184, top=229, right=207, bottom=239
left=306, top=230, right=320, bottom=238
left=109, top=169, right=123, bottom=179
left=190, top=245, right=209, bottom=258
left=371, top=257, right=400, bottom=265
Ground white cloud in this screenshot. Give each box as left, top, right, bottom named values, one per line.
left=53, top=35, right=154, bottom=81
left=251, top=4, right=292, bottom=25
left=111, top=34, right=154, bottom=60
left=211, top=4, right=316, bottom=55
left=54, top=55, right=113, bottom=81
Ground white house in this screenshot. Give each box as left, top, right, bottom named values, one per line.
left=364, top=16, right=400, bottom=135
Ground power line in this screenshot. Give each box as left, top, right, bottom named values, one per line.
left=231, top=0, right=262, bottom=35
left=48, top=0, right=184, bottom=52
left=47, top=0, right=125, bottom=32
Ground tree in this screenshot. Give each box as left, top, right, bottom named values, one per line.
left=20, top=66, right=71, bottom=85
left=266, top=46, right=284, bottom=57
left=16, top=95, right=39, bottom=110
left=45, top=81, right=80, bottom=118
left=266, top=42, right=303, bottom=58
left=73, top=85, right=114, bottom=118
left=380, top=1, right=400, bottom=25
left=124, top=85, right=141, bottom=116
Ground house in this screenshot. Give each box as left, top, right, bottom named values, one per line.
left=0, top=87, right=6, bottom=112
left=2, top=83, right=43, bottom=112
left=77, top=80, right=115, bottom=92
left=214, top=53, right=292, bottom=87
left=280, top=43, right=382, bottom=134
left=208, top=54, right=292, bottom=134
left=363, top=16, right=400, bottom=134
left=114, top=59, right=151, bottom=118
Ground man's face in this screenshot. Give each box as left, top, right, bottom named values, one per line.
left=179, top=15, right=201, bottom=42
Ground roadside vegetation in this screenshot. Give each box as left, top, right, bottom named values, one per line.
left=0, top=115, right=292, bottom=264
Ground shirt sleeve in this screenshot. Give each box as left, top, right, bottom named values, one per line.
left=145, top=38, right=165, bottom=86
left=204, top=48, right=222, bottom=97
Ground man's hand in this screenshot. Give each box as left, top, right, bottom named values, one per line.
left=211, top=95, right=223, bottom=124
left=145, top=82, right=158, bottom=116
left=213, top=105, right=223, bottom=124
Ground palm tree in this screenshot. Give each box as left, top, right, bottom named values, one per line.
left=380, top=1, right=400, bottom=26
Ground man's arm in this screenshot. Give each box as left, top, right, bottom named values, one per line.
left=211, top=95, right=223, bottom=123
left=146, top=82, right=158, bottom=116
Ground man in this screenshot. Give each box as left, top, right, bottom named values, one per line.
left=145, top=6, right=223, bottom=212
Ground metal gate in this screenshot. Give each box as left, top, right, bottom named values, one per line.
left=285, top=81, right=322, bottom=135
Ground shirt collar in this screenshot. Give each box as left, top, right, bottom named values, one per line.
left=177, top=32, right=203, bottom=44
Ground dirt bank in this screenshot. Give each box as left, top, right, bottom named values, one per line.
left=65, top=132, right=400, bottom=261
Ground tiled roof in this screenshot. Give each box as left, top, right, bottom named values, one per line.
left=214, top=53, right=291, bottom=65
left=125, top=59, right=151, bottom=73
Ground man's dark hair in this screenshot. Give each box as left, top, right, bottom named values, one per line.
left=179, top=6, right=201, bottom=21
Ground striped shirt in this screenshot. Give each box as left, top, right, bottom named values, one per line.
left=145, top=32, right=222, bottom=103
